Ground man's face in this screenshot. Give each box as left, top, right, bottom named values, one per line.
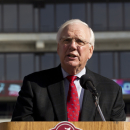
left=57, top=23, right=93, bottom=74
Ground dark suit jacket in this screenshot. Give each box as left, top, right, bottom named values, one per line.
left=11, top=65, right=126, bottom=121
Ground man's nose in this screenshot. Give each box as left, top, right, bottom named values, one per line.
left=69, top=39, right=77, bottom=49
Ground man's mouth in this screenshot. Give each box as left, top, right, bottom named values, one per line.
left=67, top=54, right=77, bottom=57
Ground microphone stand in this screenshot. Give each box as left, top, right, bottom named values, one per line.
left=93, top=95, right=106, bottom=121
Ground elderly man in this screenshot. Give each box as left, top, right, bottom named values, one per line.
left=12, top=19, right=126, bottom=121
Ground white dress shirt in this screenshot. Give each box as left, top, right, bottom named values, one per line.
left=61, top=67, right=86, bottom=111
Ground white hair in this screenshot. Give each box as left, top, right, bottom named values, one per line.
left=56, top=19, right=95, bottom=49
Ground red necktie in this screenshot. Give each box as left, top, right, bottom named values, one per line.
left=66, top=75, right=80, bottom=121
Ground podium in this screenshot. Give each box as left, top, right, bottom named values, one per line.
left=0, top=122, right=129, bottom=130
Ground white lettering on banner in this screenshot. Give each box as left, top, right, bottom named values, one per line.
left=123, top=83, right=130, bottom=91
left=0, top=83, right=5, bottom=93
left=8, top=84, right=21, bottom=96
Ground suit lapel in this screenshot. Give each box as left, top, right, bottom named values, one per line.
left=47, top=70, right=67, bottom=121
left=80, top=89, right=97, bottom=121
left=80, top=67, right=101, bottom=121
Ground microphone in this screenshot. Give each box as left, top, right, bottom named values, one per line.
left=80, top=75, right=98, bottom=97
left=80, top=74, right=106, bottom=121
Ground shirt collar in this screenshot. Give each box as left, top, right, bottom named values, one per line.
left=61, top=67, right=86, bottom=78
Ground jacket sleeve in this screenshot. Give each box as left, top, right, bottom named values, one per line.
left=11, top=76, right=34, bottom=121
left=110, top=86, right=126, bottom=121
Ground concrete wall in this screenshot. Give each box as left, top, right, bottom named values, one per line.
left=0, top=32, right=130, bottom=52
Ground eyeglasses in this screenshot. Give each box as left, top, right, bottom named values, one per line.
left=60, top=37, right=91, bottom=47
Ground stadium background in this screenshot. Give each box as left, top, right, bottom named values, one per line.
left=0, top=0, right=130, bottom=122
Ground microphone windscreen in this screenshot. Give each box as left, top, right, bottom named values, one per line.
left=80, top=74, right=93, bottom=87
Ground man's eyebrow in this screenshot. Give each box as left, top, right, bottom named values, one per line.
left=60, top=36, right=87, bottom=43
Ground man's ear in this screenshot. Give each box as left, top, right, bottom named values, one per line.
left=88, top=45, right=94, bottom=59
